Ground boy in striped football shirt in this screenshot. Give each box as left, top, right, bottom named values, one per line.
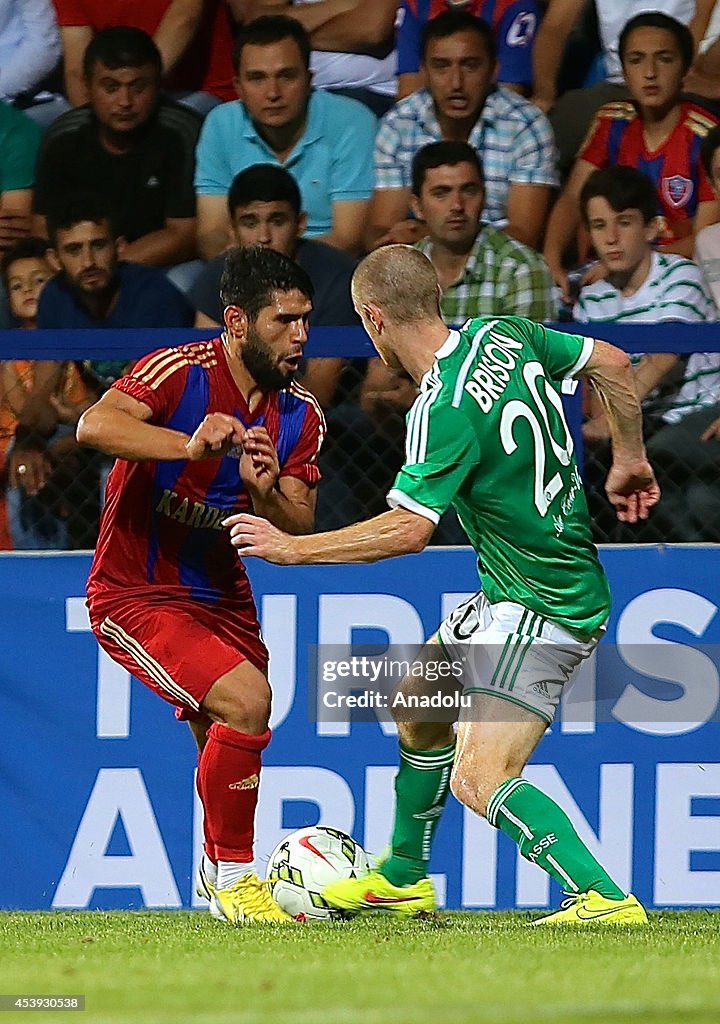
left=544, top=12, right=720, bottom=304
left=576, top=165, right=720, bottom=540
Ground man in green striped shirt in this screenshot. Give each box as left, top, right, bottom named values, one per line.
left=577, top=166, right=720, bottom=540
left=226, top=245, right=659, bottom=925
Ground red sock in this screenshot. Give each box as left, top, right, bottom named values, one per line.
left=198, top=723, right=270, bottom=862
left=195, top=752, right=217, bottom=863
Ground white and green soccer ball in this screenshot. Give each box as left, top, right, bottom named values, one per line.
left=266, top=826, right=370, bottom=920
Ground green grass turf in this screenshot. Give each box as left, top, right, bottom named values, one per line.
left=1, top=912, right=719, bottom=1024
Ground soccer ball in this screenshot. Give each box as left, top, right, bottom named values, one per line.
left=266, top=826, right=370, bottom=920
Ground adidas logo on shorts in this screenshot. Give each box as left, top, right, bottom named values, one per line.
left=228, top=774, right=259, bottom=790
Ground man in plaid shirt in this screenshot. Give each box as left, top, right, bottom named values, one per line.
left=412, top=141, right=555, bottom=325
left=352, top=141, right=555, bottom=541
left=366, top=10, right=558, bottom=252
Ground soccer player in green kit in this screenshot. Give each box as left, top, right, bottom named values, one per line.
left=225, top=244, right=660, bottom=925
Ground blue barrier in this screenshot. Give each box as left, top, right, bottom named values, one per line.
left=2, top=547, right=720, bottom=911
left=0, top=321, right=718, bottom=360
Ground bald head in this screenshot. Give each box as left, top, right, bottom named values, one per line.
left=351, top=245, right=441, bottom=324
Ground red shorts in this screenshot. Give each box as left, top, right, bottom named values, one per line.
left=89, top=594, right=268, bottom=719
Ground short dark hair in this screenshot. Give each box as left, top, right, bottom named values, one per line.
left=1, top=238, right=52, bottom=285
left=83, top=25, right=163, bottom=80
left=47, top=197, right=116, bottom=247
left=412, top=141, right=484, bottom=195
left=420, top=11, right=496, bottom=65
left=580, top=166, right=659, bottom=226
left=619, top=12, right=694, bottom=73
left=220, top=246, right=313, bottom=320
left=701, top=125, right=720, bottom=179
left=228, top=164, right=302, bottom=218
left=234, top=15, right=311, bottom=72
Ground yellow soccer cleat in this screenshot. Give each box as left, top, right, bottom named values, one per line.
left=531, top=890, right=648, bottom=926
left=212, top=872, right=294, bottom=925
left=323, top=869, right=436, bottom=917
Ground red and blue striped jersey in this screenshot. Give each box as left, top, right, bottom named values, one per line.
left=579, top=100, right=719, bottom=243
left=398, top=0, right=540, bottom=86
left=87, top=337, right=325, bottom=606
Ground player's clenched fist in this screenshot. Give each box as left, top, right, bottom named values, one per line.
left=240, top=427, right=280, bottom=498
left=185, top=413, right=245, bottom=461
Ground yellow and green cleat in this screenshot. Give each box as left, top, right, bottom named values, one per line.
left=531, top=890, right=648, bottom=926
left=212, top=872, right=294, bottom=925
left=323, top=869, right=436, bottom=916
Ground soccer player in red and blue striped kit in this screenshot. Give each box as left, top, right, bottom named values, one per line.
left=77, top=246, right=325, bottom=924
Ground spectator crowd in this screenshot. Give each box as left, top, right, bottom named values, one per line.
left=2, top=0, right=720, bottom=547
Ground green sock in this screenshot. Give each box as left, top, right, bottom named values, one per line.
left=486, top=777, right=625, bottom=900
left=381, top=741, right=456, bottom=887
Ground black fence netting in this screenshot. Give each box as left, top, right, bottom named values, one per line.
left=2, top=325, right=719, bottom=549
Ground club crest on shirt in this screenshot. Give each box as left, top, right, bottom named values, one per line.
left=507, top=12, right=537, bottom=47
left=662, top=175, right=693, bottom=210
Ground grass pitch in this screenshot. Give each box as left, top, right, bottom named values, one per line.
left=1, top=911, right=719, bottom=1024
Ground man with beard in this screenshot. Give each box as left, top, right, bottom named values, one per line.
left=37, top=196, right=193, bottom=394
left=38, top=198, right=193, bottom=337
left=9, top=198, right=193, bottom=548
left=76, top=245, right=325, bottom=924
left=33, top=26, right=199, bottom=272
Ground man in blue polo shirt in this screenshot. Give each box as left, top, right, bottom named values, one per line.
left=195, top=15, right=377, bottom=260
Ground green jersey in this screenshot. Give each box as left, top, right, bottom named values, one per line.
left=388, top=316, right=611, bottom=638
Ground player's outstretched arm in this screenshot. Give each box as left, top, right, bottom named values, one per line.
left=77, top=389, right=244, bottom=462
left=579, top=340, right=661, bottom=523
left=223, top=507, right=435, bottom=564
